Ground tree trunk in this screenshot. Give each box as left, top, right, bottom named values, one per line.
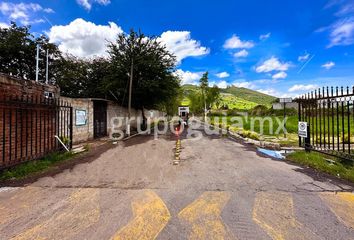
left=141, top=106, right=147, bottom=131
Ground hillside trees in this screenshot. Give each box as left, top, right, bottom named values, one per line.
left=189, top=72, right=220, bottom=114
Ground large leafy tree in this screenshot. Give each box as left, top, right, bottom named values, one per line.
left=104, top=30, right=180, bottom=111
left=55, top=56, right=108, bottom=98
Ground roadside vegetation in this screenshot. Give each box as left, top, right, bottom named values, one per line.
left=287, top=151, right=354, bottom=183
left=0, top=151, right=76, bottom=181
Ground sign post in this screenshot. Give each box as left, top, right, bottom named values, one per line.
left=279, top=98, right=292, bottom=138
left=298, top=121, right=311, bottom=152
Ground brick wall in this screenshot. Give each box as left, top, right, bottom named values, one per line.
left=0, top=74, right=62, bottom=169
left=0, top=73, right=59, bottom=99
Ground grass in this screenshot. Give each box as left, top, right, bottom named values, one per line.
left=287, top=151, right=354, bottom=183
left=221, top=86, right=276, bottom=106
left=0, top=151, right=76, bottom=181
left=181, top=84, right=275, bottom=110
left=211, top=114, right=354, bottom=145
left=211, top=115, right=299, bottom=134
left=217, top=93, right=258, bottom=110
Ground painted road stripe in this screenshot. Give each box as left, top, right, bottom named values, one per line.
left=0, top=187, right=43, bottom=225
left=111, top=190, right=170, bottom=240
left=253, top=191, right=320, bottom=240
left=178, top=191, right=234, bottom=240
left=12, top=188, right=100, bottom=240
left=319, top=192, right=354, bottom=229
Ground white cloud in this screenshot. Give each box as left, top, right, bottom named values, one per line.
left=321, top=61, right=335, bottom=69
left=272, top=71, right=287, bottom=79
left=209, top=80, right=228, bottom=88
left=174, top=69, right=202, bottom=85
left=298, top=53, right=310, bottom=62
left=223, top=34, right=254, bottom=49
left=76, top=0, right=111, bottom=11
left=215, top=72, right=230, bottom=78
left=43, top=8, right=54, bottom=13
left=259, top=32, right=271, bottom=40
left=48, top=18, right=123, bottom=58
left=288, top=84, right=319, bottom=92
left=328, top=17, right=354, bottom=47
left=0, top=2, right=50, bottom=25
left=255, top=57, right=291, bottom=73
left=0, top=22, right=9, bottom=28
left=158, top=31, right=209, bottom=63
left=232, top=81, right=256, bottom=89
left=234, top=49, right=249, bottom=58
left=256, top=88, right=278, bottom=96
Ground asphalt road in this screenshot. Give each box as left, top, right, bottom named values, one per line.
left=0, top=122, right=353, bottom=240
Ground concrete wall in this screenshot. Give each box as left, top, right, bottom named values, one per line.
left=61, top=97, right=165, bottom=144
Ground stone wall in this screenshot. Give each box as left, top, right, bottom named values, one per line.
left=60, top=97, right=94, bottom=144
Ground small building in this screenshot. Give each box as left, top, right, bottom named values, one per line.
left=272, top=102, right=298, bottom=110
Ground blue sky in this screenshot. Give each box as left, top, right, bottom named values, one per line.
left=0, top=0, right=354, bottom=97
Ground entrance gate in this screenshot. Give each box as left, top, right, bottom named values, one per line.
left=297, top=86, right=354, bottom=161
left=93, top=100, right=107, bottom=138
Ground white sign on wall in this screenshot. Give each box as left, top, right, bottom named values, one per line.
left=76, top=109, right=87, bottom=126
left=298, top=121, right=308, bottom=138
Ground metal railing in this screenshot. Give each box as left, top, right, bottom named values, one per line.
left=297, top=86, right=354, bottom=161
left=0, top=95, right=72, bottom=169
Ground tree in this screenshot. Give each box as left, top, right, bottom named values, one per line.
left=54, top=56, right=109, bottom=98
left=104, top=29, right=180, bottom=118
left=206, top=85, right=221, bottom=108
left=199, top=72, right=209, bottom=120
left=0, top=22, right=61, bottom=81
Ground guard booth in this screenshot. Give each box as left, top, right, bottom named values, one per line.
left=93, top=100, right=107, bottom=138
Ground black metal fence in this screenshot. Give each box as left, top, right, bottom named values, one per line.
left=297, top=86, right=354, bottom=161
left=0, top=95, right=72, bottom=169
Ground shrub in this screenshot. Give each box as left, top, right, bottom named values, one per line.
left=249, top=105, right=269, bottom=116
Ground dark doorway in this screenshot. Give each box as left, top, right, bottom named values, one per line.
left=93, top=100, right=107, bottom=138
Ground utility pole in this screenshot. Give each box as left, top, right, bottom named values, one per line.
left=45, top=49, right=49, bottom=84
left=204, top=93, right=207, bottom=122
left=35, top=44, right=40, bottom=82
left=127, top=58, right=133, bottom=136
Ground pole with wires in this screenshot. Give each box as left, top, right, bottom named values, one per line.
left=45, top=49, right=49, bottom=84
left=35, top=44, right=40, bottom=82
left=127, top=58, right=133, bottom=136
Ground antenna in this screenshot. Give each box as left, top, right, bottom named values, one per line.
left=45, top=49, right=49, bottom=84
left=35, top=44, right=40, bottom=82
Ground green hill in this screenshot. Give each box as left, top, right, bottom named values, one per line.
left=181, top=84, right=276, bottom=110
left=221, top=86, right=276, bottom=106
left=219, top=93, right=258, bottom=110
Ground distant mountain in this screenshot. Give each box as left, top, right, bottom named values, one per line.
left=181, top=84, right=277, bottom=109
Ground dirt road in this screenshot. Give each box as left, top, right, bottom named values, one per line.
left=0, top=123, right=353, bottom=239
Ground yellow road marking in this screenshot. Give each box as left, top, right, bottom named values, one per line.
left=319, top=192, right=354, bottom=229
left=178, top=191, right=234, bottom=240
left=111, top=190, right=170, bottom=240
left=12, top=188, right=100, bottom=240
left=253, top=192, right=320, bottom=240
left=0, top=187, right=43, bottom=225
